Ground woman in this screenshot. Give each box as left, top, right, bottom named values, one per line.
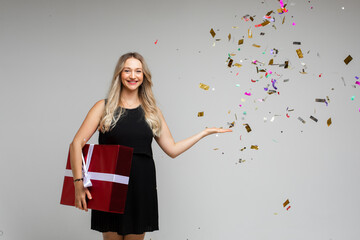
left=69, top=52, right=232, bottom=240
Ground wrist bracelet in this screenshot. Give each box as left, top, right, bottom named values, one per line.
left=74, top=178, right=83, bottom=183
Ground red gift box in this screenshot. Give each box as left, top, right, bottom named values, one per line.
left=60, top=144, right=133, bottom=213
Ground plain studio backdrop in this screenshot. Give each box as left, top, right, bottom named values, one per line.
left=0, top=0, right=359, bottom=239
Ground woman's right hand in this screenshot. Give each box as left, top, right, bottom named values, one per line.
left=74, top=181, right=92, bottom=211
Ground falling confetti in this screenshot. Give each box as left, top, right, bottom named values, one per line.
left=327, top=118, right=332, bottom=127
left=344, top=55, right=353, bottom=65
left=298, top=117, right=306, bottom=124
left=199, top=83, right=210, bottom=90
left=310, top=116, right=318, bottom=122
left=210, top=28, right=216, bottom=38
left=154, top=39, right=158, bottom=44
left=197, top=112, right=204, bottom=117
left=243, top=124, right=252, bottom=132
left=296, top=49, right=303, bottom=58
left=248, top=27, right=253, bottom=38
left=250, top=145, right=259, bottom=150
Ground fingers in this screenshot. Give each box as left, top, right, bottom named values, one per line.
left=74, top=188, right=92, bottom=212
left=85, top=189, right=93, bottom=200
left=82, top=197, right=88, bottom=212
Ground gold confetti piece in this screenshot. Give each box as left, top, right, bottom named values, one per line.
left=210, top=28, right=216, bottom=38
left=268, top=90, right=277, bottom=95
left=298, top=117, right=306, bottom=124
left=230, top=53, right=236, bottom=57
left=240, top=147, right=246, bottom=151
left=282, top=16, right=286, bottom=24
left=283, top=199, right=290, bottom=207
left=266, top=10, right=273, bottom=16
left=228, top=110, right=231, bottom=114
left=293, top=41, right=301, bottom=45
left=213, top=148, right=219, bottom=150
left=197, top=112, right=204, bottom=117
left=199, top=83, right=210, bottom=90
left=274, top=213, right=278, bottom=215
left=238, top=39, right=244, bottom=45
left=284, top=61, right=289, bottom=69
left=296, top=49, right=303, bottom=58
left=234, top=63, right=242, bottom=68
left=250, top=16, right=254, bottom=21
left=250, top=145, right=259, bottom=150
left=261, top=20, right=270, bottom=27
left=327, top=118, right=332, bottom=126
left=269, top=59, right=274, bottom=65
left=252, top=44, right=261, bottom=48
left=235, top=114, right=238, bottom=120
left=228, top=33, right=231, bottom=41
left=228, top=59, right=233, bottom=67
left=344, top=55, right=353, bottom=65
left=315, top=98, right=326, bottom=102
left=232, top=26, right=239, bottom=29
left=215, top=39, right=221, bottom=41
left=248, top=27, right=252, bottom=38
left=326, top=96, right=330, bottom=102
left=310, top=116, right=318, bottom=122
left=228, top=121, right=235, bottom=128
left=243, top=123, right=252, bottom=132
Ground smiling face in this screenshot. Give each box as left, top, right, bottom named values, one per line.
left=120, top=57, right=144, bottom=92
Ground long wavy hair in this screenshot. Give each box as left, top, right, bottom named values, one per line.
left=99, top=52, right=162, bottom=136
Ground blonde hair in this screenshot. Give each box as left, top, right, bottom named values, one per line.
left=99, top=52, right=162, bottom=136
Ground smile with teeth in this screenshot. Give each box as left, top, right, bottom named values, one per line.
left=127, top=79, right=138, bottom=85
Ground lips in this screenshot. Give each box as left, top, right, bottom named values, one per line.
left=126, top=80, right=138, bottom=85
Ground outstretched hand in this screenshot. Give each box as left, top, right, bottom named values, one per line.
left=203, top=127, right=233, bottom=137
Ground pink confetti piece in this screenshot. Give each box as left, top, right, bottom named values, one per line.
left=319, top=73, right=322, bottom=77
left=286, top=113, right=290, bottom=118
left=236, top=73, right=239, bottom=76
left=292, top=22, right=296, bottom=26
left=356, top=81, right=360, bottom=86
left=154, top=39, right=158, bottom=44
left=245, top=92, right=251, bottom=96
left=280, top=0, right=284, bottom=8
left=239, top=104, right=242, bottom=107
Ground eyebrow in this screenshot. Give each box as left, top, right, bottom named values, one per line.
left=123, top=67, right=142, bottom=70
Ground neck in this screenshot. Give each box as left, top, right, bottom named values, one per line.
left=120, top=88, right=140, bottom=107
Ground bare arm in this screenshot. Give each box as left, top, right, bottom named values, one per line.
left=155, top=109, right=232, bottom=159
left=69, top=99, right=105, bottom=211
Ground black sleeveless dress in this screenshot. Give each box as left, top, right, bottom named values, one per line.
left=91, top=104, right=159, bottom=235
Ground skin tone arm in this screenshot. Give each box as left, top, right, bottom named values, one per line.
left=155, top=109, right=232, bottom=159
left=69, top=99, right=105, bottom=211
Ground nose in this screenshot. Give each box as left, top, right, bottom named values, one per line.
left=130, top=71, right=136, bottom=79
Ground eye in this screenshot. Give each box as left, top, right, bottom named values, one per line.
left=124, top=70, right=130, bottom=72
left=137, top=70, right=142, bottom=73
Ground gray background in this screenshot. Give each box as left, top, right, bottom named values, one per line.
left=1, top=0, right=359, bottom=239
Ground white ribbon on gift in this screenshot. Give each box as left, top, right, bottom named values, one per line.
left=65, top=144, right=129, bottom=187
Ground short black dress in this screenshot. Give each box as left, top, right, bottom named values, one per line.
left=91, top=104, right=159, bottom=235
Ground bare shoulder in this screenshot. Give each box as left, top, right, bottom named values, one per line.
left=89, top=99, right=105, bottom=116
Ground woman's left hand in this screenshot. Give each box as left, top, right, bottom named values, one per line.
left=202, top=127, right=233, bottom=137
